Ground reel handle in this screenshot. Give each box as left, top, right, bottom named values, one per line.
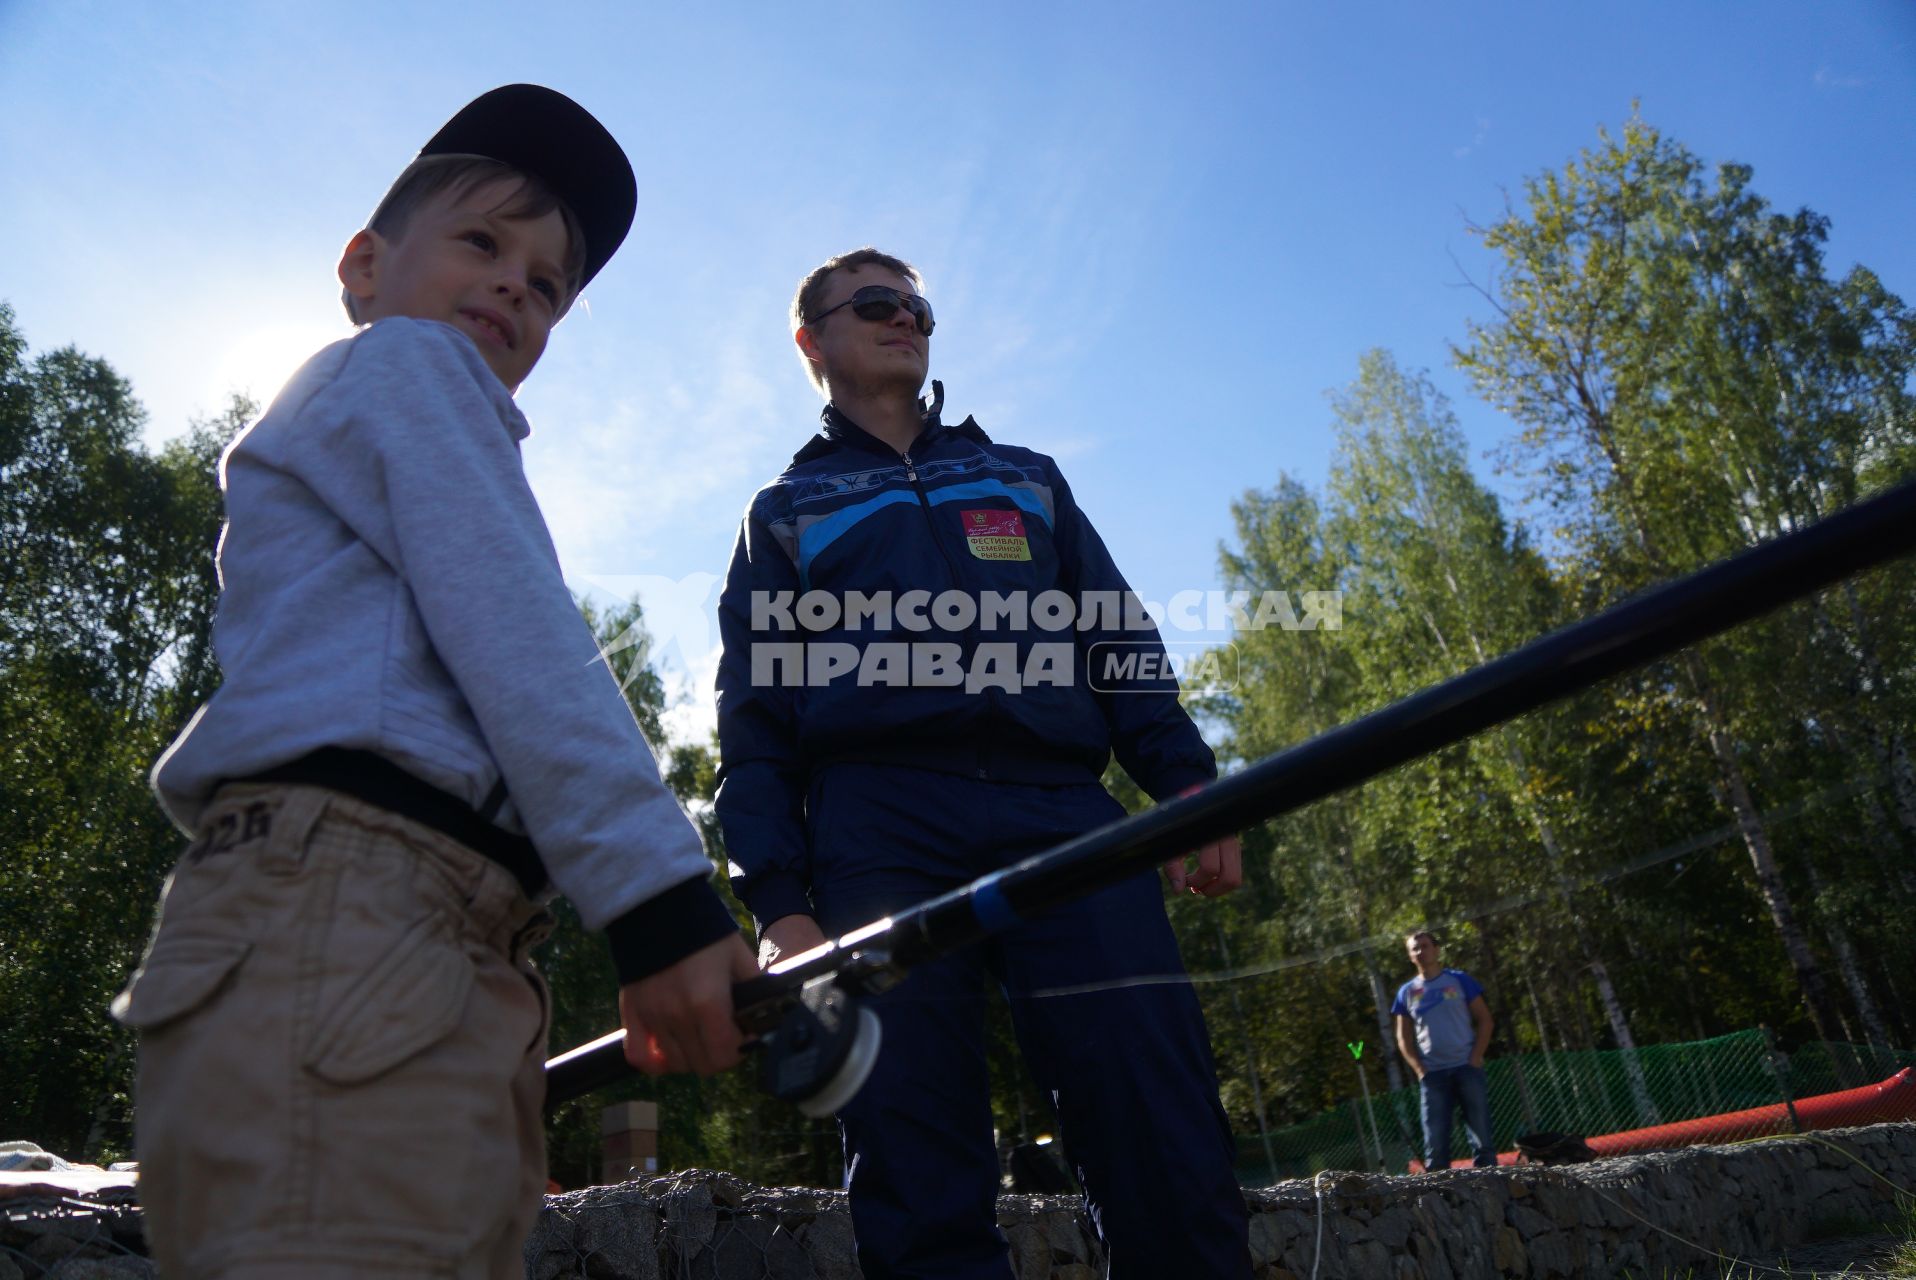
left=543, top=966, right=886, bottom=1114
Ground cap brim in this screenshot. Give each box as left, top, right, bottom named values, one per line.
left=421, top=84, right=636, bottom=292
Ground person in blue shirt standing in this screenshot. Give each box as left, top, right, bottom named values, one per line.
left=1392, top=930, right=1497, bottom=1170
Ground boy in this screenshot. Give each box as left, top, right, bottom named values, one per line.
left=113, top=85, right=754, bottom=1278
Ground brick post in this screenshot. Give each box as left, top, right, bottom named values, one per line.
left=601, top=1100, right=660, bottom=1184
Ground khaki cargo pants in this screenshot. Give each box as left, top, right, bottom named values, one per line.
left=114, top=783, right=553, bottom=1279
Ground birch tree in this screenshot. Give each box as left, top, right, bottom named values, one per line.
left=1450, top=116, right=1914, bottom=1047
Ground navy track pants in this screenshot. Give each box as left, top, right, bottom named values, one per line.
left=806, top=763, right=1252, bottom=1280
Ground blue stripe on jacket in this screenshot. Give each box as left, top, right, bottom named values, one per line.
left=797, top=477, right=1053, bottom=583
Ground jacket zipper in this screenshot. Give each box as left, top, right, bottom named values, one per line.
left=901, top=450, right=967, bottom=588
left=902, top=448, right=999, bottom=772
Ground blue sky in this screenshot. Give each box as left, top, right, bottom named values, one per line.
left=3, top=2, right=1911, bottom=743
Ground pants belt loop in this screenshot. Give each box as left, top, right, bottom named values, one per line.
left=264, top=786, right=332, bottom=870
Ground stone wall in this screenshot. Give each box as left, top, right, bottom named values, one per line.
left=525, top=1123, right=1916, bottom=1279
left=9, top=1125, right=1909, bottom=1276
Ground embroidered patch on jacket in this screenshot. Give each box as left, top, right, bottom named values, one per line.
left=960, top=508, right=1031, bottom=561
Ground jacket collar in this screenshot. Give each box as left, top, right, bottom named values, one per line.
left=793, top=380, right=991, bottom=465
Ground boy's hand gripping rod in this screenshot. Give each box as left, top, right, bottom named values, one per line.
left=546, top=476, right=1916, bottom=1116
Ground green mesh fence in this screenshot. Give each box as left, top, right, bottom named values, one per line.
left=1787, top=1040, right=1916, bottom=1099
left=1234, top=1029, right=1916, bottom=1184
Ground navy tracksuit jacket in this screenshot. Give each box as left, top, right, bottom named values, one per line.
left=714, top=388, right=1251, bottom=1279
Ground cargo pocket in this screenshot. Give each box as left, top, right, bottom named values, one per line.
left=301, top=915, right=475, bottom=1086
left=111, top=936, right=252, bottom=1032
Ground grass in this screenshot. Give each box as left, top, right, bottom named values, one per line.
left=1884, top=1193, right=1916, bottom=1278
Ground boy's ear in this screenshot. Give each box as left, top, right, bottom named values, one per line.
left=337, top=229, right=382, bottom=308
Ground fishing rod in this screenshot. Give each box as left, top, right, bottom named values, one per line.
left=546, top=475, right=1916, bottom=1116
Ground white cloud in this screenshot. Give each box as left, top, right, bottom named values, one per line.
left=524, top=335, right=797, bottom=574
left=1453, top=116, right=1492, bottom=160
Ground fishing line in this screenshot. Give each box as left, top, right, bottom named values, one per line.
left=1021, top=770, right=1881, bottom=1001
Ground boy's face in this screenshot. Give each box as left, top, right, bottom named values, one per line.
left=337, top=177, right=572, bottom=392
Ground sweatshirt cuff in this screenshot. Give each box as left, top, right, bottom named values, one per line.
left=603, top=875, right=742, bottom=984
left=1147, top=764, right=1217, bottom=804
left=735, top=871, right=816, bottom=934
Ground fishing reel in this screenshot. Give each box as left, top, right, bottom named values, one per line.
left=755, top=973, right=885, bottom=1117
left=742, top=947, right=897, bottom=1118
left=541, top=948, right=897, bottom=1118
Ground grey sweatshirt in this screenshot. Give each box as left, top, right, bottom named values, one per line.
left=154, top=318, right=733, bottom=974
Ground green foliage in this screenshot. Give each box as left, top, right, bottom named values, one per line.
left=1453, top=110, right=1916, bottom=1047
left=538, top=598, right=839, bottom=1189
left=0, top=301, right=251, bottom=1160
left=1204, top=113, right=1916, bottom=1147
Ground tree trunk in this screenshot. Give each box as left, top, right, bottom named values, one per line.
left=1841, top=579, right=1916, bottom=843
left=1361, top=957, right=1417, bottom=1146
left=1871, top=953, right=1915, bottom=1047
left=1491, top=730, right=1660, bottom=1122
left=1413, top=507, right=1663, bottom=1121
left=1524, top=969, right=1584, bottom=1126
left=1810, top=717, right=1916, bottom=900
left=1360, top=955, right=1407, bottom=1096
left=1571, top=368, right=1847, bottom=1049
left=1801, top=858, right=1889, bottom=1049
left=1326, top=836, right=1417, bottom=1143
left=80, top=1039, right=125, bottom=1165
left=1700, top=711, right=1849, bottom=1049
left=1215, top=924, right=1279, bottom=1178
left=1471, top=920, right=1540, bottom=1130
left=1587, top=955, right=1659, bottom=1123
left=1326, top=839, right=1407, bottom=1100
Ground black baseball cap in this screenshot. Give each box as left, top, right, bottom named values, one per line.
left=411, top=84, right=637, bottom=292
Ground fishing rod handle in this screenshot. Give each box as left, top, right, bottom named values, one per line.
left=542, top=965, right=832, bottom=1109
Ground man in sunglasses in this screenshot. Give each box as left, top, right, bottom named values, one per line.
left=713, top=248, right=1252, bottom=1279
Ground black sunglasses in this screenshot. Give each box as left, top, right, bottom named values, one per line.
left=808, top=285, right=935, bottom=336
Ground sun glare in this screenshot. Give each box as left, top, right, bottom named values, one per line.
left=203, top=321, right=346, bottom=416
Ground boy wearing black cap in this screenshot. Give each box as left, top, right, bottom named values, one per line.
left=114, top=86, right=753, bottom=1278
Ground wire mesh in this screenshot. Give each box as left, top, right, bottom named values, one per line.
left=7, top=1032, right=1910, bottom=1276
left=523, top=1169, right=1092, bottom=1279
left=1234, top=1028, right=1916, bottom=1183
left=0, top=1188, right=153, bottom=1278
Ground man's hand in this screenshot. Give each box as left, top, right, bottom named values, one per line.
left=618, top=931, right=757, bottom=1077
left=1162, top=784, right=1243, bottom=896
left=1395, top=1013, right=1424, bottom=1081
left=1163, top=834, right=1243, bottom=895
left=756, top=914, right=829, bottom=971
left=1469, top=1051, right=1486, bottom=1069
